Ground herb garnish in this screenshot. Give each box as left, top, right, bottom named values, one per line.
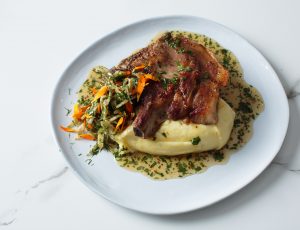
left=165, top=33, right=181, bottom=49
left=64, top=107, right=72, bottom=116
left=238, top=102, right=253, bottom=113
left=213, top=151, right=224, bottom=162
left=176, top=61, right=192, bottom=72
left=160, top=77, right=179, bottom=90
left=191, top=136, right=201, bottom=145
left=178, top=162, right=187, bottom=174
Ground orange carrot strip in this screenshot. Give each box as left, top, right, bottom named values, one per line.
left=92, top=86, right=108, bottom=102
left=72, top=103, right=83, bottom=120
left=125, top=102, right=133, bottom=113
left=124, top=70, right=131, bottom=76
left=83, top=119, right=93, bottom=130
left=97, top=104, right=101, bottom=113
left=144, top=74, right=159, bottom=81
left=133, top=64, right=145, bottom=72
left=81, top=106, right=89, bottom=113
left=91, top=87, right=98, bottom=95
left=78, top=134, right=95, bottom=140
left=60, top=125, right=77, bottom=133
left=115, top=117, right=124, bottom=131
left=136, top=74, right=159, bottom=101
left=136, top=75, right=146, bottom=101
left=72, top=104, right=89, bottom=120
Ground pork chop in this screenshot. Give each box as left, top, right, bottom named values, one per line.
left=112, top=32, right=229, bottom=138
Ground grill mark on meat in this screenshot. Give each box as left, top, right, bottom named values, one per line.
left=112, top=32, right=229, bottom=138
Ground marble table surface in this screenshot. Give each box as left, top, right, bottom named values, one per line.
left=0, top=0, right=299, bottom=229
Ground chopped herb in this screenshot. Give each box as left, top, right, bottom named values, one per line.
left=89, top=144, right=100, bottom=156
left=186, top=50, right=193, bottom=55
left=213, top=151, right=224, bottom=162
left=150, top=162, right=157, bottom=168
left=158, top=71, right=167, bottom=75
left=154, top=171, right=164, bottom=177
left=85, top=158, right=93, bottom=165
left=243, top=87, right=253, bottom=98
left=178, top=162, right=187, bottom=174
left=64, top=107, right=72, bottom=116
left=131, top=77, right=138, bottom=87
left=159, top=156, right=167, bottom=163
left=170, top=77, right=178, bottom=85
left=191, top=136, right=201, bottom=145
left=222, top=55, right=231, bottom=69
left=221, top=49, right=228, bottom=54
left=195, top=166, right=202, bottom=172
left=238, top=102, right=253, bottom=113
left=165, top=33, right=181, bottom=49
left=176, top=61, right=192, bottom=72
left=160, top=77, right=178, bottom=90
left=177, top=47, right=186, bottom=53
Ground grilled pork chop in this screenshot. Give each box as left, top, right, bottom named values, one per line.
left=112, top=32, right=229, bottom=138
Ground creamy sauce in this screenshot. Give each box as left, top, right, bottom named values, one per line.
left=113, top=31, right=264, bottom=180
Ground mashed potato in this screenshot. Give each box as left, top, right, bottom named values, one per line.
left=116, top=99, right=235, bottom=156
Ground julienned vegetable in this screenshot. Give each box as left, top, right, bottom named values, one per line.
left=60, top=65, right=158, bottom=156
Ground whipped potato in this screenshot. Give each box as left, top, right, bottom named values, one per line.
left=116, top=99, right=235, bottom=156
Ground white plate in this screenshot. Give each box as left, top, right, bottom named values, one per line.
left=51, top=16, right=289, bottom=214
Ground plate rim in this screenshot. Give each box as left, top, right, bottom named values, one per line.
left=50, top=15, right=290, bottom=215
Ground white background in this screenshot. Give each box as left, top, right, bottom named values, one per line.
left=0, top=0, right=300, bottom=229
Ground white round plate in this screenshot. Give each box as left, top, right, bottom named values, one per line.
left=51, top=16, right=289, bottom=215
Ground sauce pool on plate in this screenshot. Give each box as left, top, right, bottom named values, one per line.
left=78, top=31, right=264, bottom=180
left=113, top=31, right=264, bottom=180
